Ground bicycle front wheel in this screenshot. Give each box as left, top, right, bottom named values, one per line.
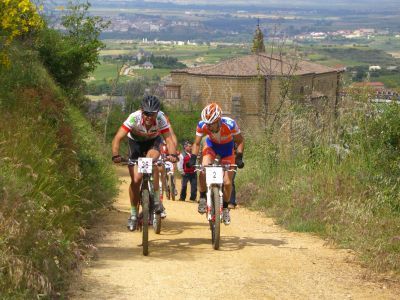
left=142, top=190, right=150, bottom=256
left=210, top=186, right=221, bottom=250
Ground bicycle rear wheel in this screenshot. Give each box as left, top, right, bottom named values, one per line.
left=168, top=174, right=175, bottom=201
left=210, top=186, right=221, bottom=250
left=142, top=190, right=150, bottom=256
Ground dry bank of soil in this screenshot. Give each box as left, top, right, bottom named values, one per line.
left=70, top=167, right=399, bottom=299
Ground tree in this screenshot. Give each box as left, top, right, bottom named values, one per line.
left=252, top=22, right=265, bottom=54
left=0, top=0, right=44, bottom=66
left=35, top=1, right=109, bottom=100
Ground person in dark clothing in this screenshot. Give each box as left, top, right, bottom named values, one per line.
left=179, top=141, right=197, bottom=201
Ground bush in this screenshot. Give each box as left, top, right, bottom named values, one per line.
left=0, top=44, right=118, bottom=298
left=236, top=95, right=400, bottom=273
left=164, top=107, right=202, bottom=145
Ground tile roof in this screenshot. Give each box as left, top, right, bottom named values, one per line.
left=352, top=81, right=385, bottom=87
left=173, top=53, right=341, bottom=77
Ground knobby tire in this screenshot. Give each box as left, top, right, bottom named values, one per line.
left=142, top=190, right=150, bottom=256
left=165, top=175, right=171, bottom=200
left=211, top=186, right=221, bottom=250
left=168, top=174, right=175, bottom=201
left=153, top=212, right=161, bottom=234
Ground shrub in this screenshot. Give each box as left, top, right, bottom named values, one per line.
left=236, top=93, right=400, bottom=273
left=0, top=43, right=118, bottom=298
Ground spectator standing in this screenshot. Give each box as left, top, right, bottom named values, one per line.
left=179, top=141, right=197, bottom=201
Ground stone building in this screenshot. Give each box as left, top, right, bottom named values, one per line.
left=165, top=53, right=344, bottom=131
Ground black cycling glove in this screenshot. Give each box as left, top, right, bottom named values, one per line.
left=186, top=154, right=197, bottom=168
left=235, top=153, right=244, bottom=169
left=112, top=154, right=122, bottom=163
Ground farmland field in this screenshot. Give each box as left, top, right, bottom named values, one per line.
left=90, top=38, right=400, bottom=90
left=389, top=52, right=400, bottom=59
left=89, top=62, right=171, bottom=83
left=91, top=41, right=251, bottom=82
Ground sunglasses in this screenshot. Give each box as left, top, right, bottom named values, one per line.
left=206, top=121, right=219, bottom=128
left=143, top=111, right=157, bottom=117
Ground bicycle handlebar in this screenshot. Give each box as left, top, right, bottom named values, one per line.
left=193, top=164, right=237, bottom=172
left=120, top=158, right=166, bottom=166
left=160, top=153, right=180, bottom=162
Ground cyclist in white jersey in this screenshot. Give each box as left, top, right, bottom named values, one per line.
left=111, top=95, right=178, bottom=230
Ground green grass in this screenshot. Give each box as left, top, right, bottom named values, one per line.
left=89, top=61, right=171, bottom=84
left=91, top=62, right=122, bottom=80
left=91, top=43, right=250, bottom=85
left=100, top=41, right=250, bottom=65
left=164, top=107, right=202, bottom=143
left=0, top=44, right=118, bottom=298
left=369, top=36, right=400, bottom=52
left=236, top=99, right=400, bottom=274
left=133, top=68, right=171, bottom=79
left=374, top=74, right=400, bottom=88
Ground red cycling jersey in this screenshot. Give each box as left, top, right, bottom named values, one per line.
left=196, top=117, right=240, bottom=145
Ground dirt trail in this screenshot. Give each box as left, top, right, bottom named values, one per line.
left=70, top=167, right=399, bottom=299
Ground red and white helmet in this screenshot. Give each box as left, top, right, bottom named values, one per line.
left=201, top=103, right=222, bottom=124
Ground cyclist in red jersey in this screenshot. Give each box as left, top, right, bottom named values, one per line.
left=186, top=103, right=244, bottom=225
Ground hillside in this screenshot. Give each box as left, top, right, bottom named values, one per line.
left=0, top=1, right=118, bottom=297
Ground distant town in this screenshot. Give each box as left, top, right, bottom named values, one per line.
left=45, top=0, right=400, bottom=43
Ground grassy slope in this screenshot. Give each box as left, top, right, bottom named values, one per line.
left=236, top=98, right=400, bottom=274
left=0, top=46, right=118, bottom=298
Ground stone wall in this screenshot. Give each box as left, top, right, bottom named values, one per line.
left=170, top=73, right=265, bottom=131
left=266, top=73, right=338, bottom=114
left=169, top=71, right=339, bottom=133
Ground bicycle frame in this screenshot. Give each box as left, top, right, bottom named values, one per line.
left=205, top=167, right=223, bottom=222
left=163, top=160, right=176, bottom=200
left=195, top=159, right=237, bottom=249
left=127, top=158, right=154, bottom=203
left=126, top=157, right=164, bottom=255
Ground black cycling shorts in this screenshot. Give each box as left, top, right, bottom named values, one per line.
left=128, top=136, right=162, bottom=160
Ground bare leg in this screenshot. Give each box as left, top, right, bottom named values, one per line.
left=128, top=165, right=142, bottom=209
left=223, top=171, right=234, bottom=204
left=199, top=155, right=213, bottom=193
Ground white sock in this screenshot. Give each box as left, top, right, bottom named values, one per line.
left=154, top=190, right=160, bottom=203
left=130, top=206, right=137, bottom=216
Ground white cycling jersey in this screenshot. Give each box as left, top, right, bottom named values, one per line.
left=121, top=110, right=170, bottom=141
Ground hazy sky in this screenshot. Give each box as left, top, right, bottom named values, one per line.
left=141, top=0, right=391, bottom=4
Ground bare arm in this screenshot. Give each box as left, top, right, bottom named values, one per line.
left=112, top=127, right=128, bottom=157
left=162, top=131, right=177, bottom=157
left=191, top=135, right=203, bottom=156
left=233, top=133, right=244, bottom=154
left=168, top=125, right=178, bottom=149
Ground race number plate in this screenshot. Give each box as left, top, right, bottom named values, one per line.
left=138, top=157, right=153, bottom=174
left=206, top=167, right=223, bottom=184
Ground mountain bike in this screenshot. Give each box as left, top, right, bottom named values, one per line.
left=125, top=157, right=164, bottom=256
left=164, top=161, right=176, bottom=201
left=195, top=158, right=237, bottom=250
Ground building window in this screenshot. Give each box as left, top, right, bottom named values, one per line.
left=165, top=85, right=181, bottom=99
